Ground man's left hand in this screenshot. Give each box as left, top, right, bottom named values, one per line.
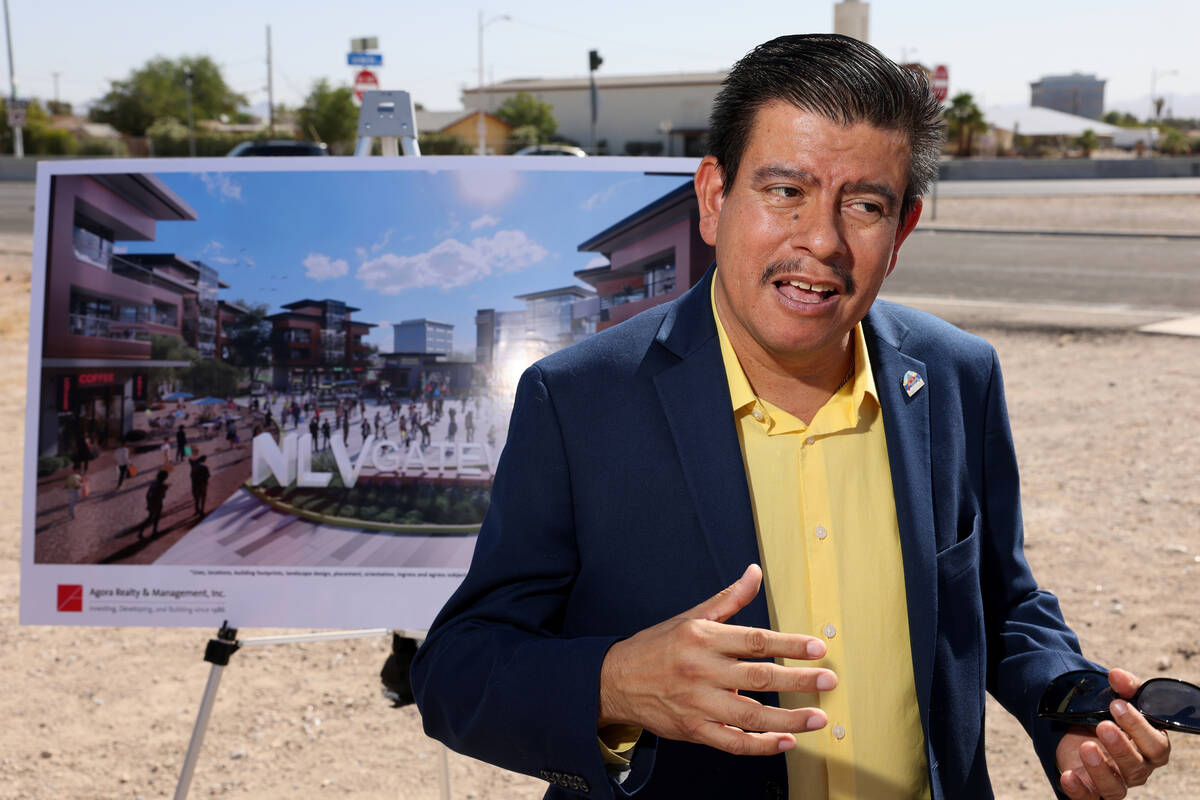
left=1056, top=668, right=1171, bottom=799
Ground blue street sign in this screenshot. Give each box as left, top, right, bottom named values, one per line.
left=347, top=52, right=383, bottom=66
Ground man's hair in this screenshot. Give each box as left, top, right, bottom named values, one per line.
left=708, top=34, right=943, bottom=223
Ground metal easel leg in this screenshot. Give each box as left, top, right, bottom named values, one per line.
left=439, top=743, right=451, bottom=800
left=174, top=623, right=241, bottom=800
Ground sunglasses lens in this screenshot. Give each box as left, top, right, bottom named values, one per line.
left=1040, top=671, right=1114, bottom=717
left=1139, top=680, right=1200, bottom=731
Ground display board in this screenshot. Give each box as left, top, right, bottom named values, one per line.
left=21, top=155, right=697, bottom=628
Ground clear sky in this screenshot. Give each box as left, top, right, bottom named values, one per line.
left=10, top=0, right=1199, bottom=119
left=110, top=161, right=692, bottom=354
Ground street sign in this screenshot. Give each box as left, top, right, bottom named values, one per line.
left=347, top=52, right=383, bottom=67
left=932, top=64, right=949, bottom=103
left=350, top=37, right=378, bottom=52
left=353, top=69, right=380, bottom=106
left=7, top=107, right=25, bottom=127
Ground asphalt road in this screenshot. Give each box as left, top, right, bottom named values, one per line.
left=0, top=181, right=34, bottom=235
left=890, top=230, right=1200, bottom=315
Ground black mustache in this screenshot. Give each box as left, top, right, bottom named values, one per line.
left=760, top=260, right=855, bottom=296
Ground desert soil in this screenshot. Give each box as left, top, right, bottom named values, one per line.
left=1, top=195, right=1198, bottom=799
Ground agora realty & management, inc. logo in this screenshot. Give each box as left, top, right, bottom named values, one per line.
left=57, top=584, right=83, bottom=612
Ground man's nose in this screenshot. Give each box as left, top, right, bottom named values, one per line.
left=788, top=201, right=847, bottom=263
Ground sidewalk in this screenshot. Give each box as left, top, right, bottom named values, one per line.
left=33, top=412, right=257, bottom=565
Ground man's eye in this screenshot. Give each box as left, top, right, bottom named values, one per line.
left=768, top=186, right=800, bottom=198
left=850, top=201, right=883, bottom=216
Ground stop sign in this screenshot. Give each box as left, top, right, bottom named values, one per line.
left=932, top=65, right=949, bottom=103
left=353, top=69, right=379, bottom=106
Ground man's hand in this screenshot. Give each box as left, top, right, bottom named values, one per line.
left=1056, top=668, right=1172, bottom=799
left=598, top=563, right=835, bottom=756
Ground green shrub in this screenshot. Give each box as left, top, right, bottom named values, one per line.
left=78, top=137, right=127, bottom=156
left=37, top=455, right=70, bottom=476
left=27, top=127, right=79, bottom=155
left=418, top=133, right=473, bottom=155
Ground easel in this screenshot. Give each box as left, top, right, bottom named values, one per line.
left=354, top=90, right=421, bottom=156
left=173, top=624, right=444, bottom=800
left=174, top=90, right=451, bottom=800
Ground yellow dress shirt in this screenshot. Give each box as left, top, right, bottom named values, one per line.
left=715, top=289, right=930, bottom=800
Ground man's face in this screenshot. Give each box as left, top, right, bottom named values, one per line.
left=696, top=102, right=921, bottom=371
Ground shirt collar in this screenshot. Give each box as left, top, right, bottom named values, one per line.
left=711, top=274, right=879, bottom=431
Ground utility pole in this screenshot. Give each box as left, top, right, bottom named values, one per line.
left=476, top=11, right=510, bottom=155
left=588, top=49, right=602, bottom=153
left=266, top=25, right=274, bottom=137
left=3, top=0, right=22, bottom=158
left=51, top=71, right=59, bottom=108
left=184, top=67, right=196, bottom=157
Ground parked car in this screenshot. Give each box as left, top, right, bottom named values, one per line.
left=227, top=140, right=329, bottom=157
left=514, top=144, right=587, bottom=157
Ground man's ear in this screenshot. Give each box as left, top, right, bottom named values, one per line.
left=694, top=155, right=725, bottom=247
left=885, top=197, right=923, bottom=277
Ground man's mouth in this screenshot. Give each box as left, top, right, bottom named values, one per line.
left=774, top=279, right=839, bottom=305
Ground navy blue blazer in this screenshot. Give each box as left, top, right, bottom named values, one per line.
left=412, top=268, right=1097, bottom=799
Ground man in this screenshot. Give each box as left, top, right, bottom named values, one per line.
left=189, top=453, right=210, bottom=517
left=411, top=35, right=1171, bottom=800
left=136, top=469, right=169, bottom=540
left=175, top=424, right=188, bottom=464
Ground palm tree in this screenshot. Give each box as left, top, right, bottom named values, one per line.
left=943, top=93, right=987, bottom=157
left=1077, top=129, right=1099, bottom=158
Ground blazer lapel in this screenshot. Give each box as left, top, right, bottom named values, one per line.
left=651, top=269, right=770, bottom=630
left=863, top=304, right=938, bottom=736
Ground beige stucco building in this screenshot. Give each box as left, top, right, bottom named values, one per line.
left=462, top=72, right=725, bottom=157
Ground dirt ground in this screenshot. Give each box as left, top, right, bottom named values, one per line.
left=2, top=195, right=1198, bottom=799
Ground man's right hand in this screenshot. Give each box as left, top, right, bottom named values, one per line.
left=597, top=563, right=836, bottom=756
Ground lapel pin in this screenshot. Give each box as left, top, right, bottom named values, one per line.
left=901, top=370, right=925, bottom=397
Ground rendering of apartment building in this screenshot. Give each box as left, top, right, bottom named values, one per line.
left=118, top=254, right=229, bottom=360
left=473, top=181, right=713, bottom=387
left=575, top=181, right=713, bottom=330
left=474, top=285, right=596, bottom=373
left=38, top=173, right=198, bottom=456
left=393, top=318, right=454, bottom=356
left=267, top=299, right=374, bottom=391
left=217, top=298, right=252, bottom=362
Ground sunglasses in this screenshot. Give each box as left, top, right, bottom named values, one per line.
left=1038, top=670, right=1200, bottom=735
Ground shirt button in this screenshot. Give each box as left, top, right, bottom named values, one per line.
left=806, top=437, right=815, bottom=445
left=832, top=724, right=846, bottom=740
left=751, top=408, right=764, bottom=421
left=823, top=624, right=837, bottom=638
left=814, top=525, right=827, bottom=540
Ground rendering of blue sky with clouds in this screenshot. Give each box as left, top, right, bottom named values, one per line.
left=116, top=161, right=693, bottom=354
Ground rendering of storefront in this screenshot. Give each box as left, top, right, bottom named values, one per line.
left=37, top=172, right=198, bottom=457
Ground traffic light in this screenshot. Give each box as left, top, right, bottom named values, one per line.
left=589, top=50, right=603, bottom=72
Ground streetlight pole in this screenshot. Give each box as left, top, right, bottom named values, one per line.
left=266, top=25, right=274, bottom=137
left=1150, top=68, right=1178, bottom=124
left=3, top=0, right=22, bottom=158
left=476, top=10, right=510, bottom=155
